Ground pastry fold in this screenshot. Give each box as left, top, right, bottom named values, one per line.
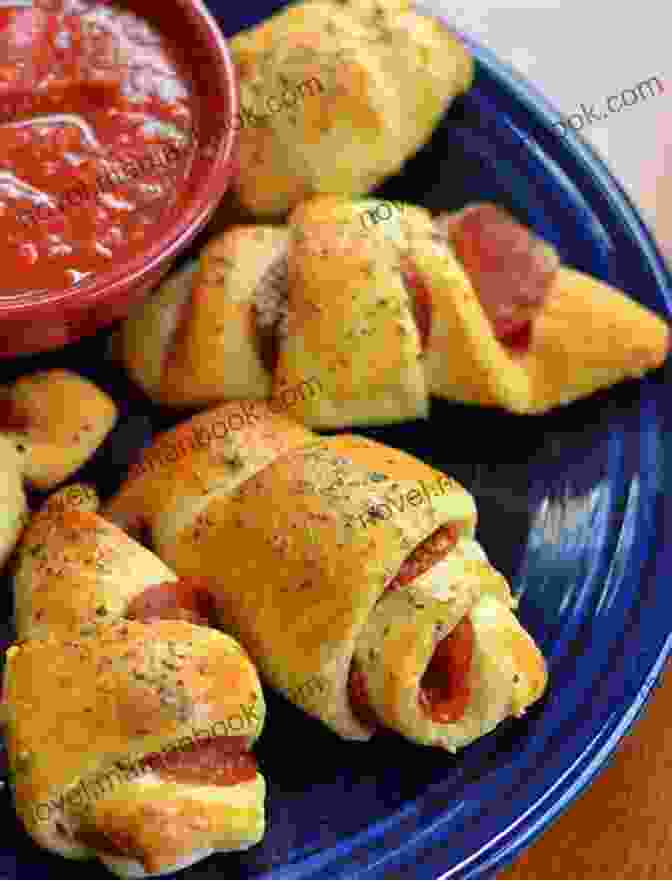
left=353, top=553, right=546, bottom=751
left=102, top=399, right=315, bottom=551
left=3, top=619, right=266, bottom=877
left=162, top=442, right=473, bottom=741
left=112, top=260, right=202, bottom=408
left=227, top=0, right=473, bottom=219
left=113, top=196, right=436, bottom=422
left=115, top=227, right=290, bottom=408
left=417, top=245, right=671, bottom=413
left=104, top=407, right=547, bottom=750
left=12, top=501, right=178, bottom=641
left=114, top=195, right=668, bottom=423
left=274, top=197, right=430, bottom=426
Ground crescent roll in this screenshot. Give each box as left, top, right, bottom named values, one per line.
left=13, top=483, right=230, bottom=642
left=103, top=407, right=547, bottom=750
left=3, top=619, right=266, bottom=877
left=115, top=229, right=288, bottom=408
left=0, top=370, right=117, bottom=567
left=0, top=368, right=117, bottom=489
left=421, top=202, right=670, bottom=413
left=113, top=195, right=668, bottom=423
left=226, top=0, right=473, bottom=219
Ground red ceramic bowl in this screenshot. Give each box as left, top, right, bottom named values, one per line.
left=0, top=0, right=238, bottom=357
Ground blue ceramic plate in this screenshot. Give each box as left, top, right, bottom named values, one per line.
left=1, top=2, right=671, bottom=878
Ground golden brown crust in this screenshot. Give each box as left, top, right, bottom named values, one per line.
left=100, top=404, right=546, bottom=751
left=118, top=230, right=290, bottom=408
left=101, top=399, right=316, bottom=551
left=13, top=509, right=178, bottom=641
left=163, top=440, right=477, bottom=739
left=3, top=619, right=265, bottom=863
left=323, top=434, right=463, bottom=488
left=39, top=482, right=100, bottom=516
left=228, top=0, right=473, bottom=218
left=520, top=267, right=670, bottom=412
left=0, top=436, right=28, bottom=569
left=80, top=774, right=266, bottom=876
left=274, top=196, right=429, bottom=427
left=161, top=227, right=286, bottom=406
left=354, top=565, right=547, bottom=750
left=117, top=260, right=201, bottom=405
left=0, top=369, right=117, bottom=491
left=423, top=250, right=670, bottom=413
left=353, top=557, right=481, bottom=743
left=116, top=195, right=669, bottom=425
left=0, top=371, right=114, bottom=570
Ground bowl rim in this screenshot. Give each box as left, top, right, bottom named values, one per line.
left=0, top=0, right=239, bottom=316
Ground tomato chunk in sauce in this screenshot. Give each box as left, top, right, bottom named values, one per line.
left=0, top=1, right=196, bottom=295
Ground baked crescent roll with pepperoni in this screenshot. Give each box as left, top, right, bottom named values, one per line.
left=421, top=202, right=670, bottom=412
left=104, top=408, right=547, bottom=750
left=3, top=619, right=266, bottom=877
left=267, top=196, right=668, bottom=417
left=113, top=195, right=668, bottom=422
left=225, top=0, right=473, bottom=220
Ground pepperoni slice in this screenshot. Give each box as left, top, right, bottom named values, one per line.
left=419, top=616, right=474, bottom=723
left=254, top=305, right=281, bottom=375
left=347, top=613, right=474, bottom=729
left=162, top=291, right=194, bottom=370
left=76, top=823, right=144, bottom=861
left=497, top=320, right=533, bottom=353
left=0, top=396, right=30, bottom=432
left=253, top=254, right=288, bottom=374
left=436, top=203, right=560, bottom=349
left=347, top=661, right=380, bottom=731
left=126, top=577, right=217, bottom=627
left=75, top=739, right=256, bottom=862
left=399, top=256, right=432, bottom=350
left=385, top=524, right=459, bottom=592
left=347, top=524, right=462, bottom=728
left=143, top=735, right=257, bottom=786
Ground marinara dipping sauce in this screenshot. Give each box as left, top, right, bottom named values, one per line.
left=0, top=1, right=197, bottom=295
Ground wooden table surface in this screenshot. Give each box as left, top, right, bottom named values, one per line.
left=498, top=666, right=672, bottom=879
